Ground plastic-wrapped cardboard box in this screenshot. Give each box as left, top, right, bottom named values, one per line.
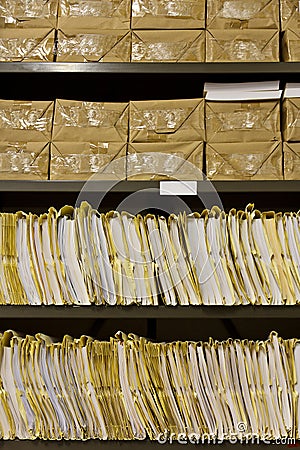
left=284, top=143, right=300, bottom=179
left=205, top=100, right=281, bottom=143
left=58, top=0, right=130, bottom=30
left=56, top=29, right=131, bottom=62
left=131, top=30, right=205, bottom=62
left=127, top=142, right=204, bottom=180
left=0, top=28, right=55, bottom=61
left=283, top=98, right=300, bottom=141
left=53, top=100, right=129, bottom=142
left=280, top=0, right=300, bottom=31
left=0, top=0, right=58, bottom=28
left=206, top=0, right=279, bottom=29
left=0, top=141, right=49, bottom=179
left=206, top=142, right=283, bottom=180
left=50, top=142, right=126, bottom=180
left=206, top=29, right=279, bottom=62
left=131, top=0, right=205, bottom=29
left=282, top=30, right=300, bottom=61
left=0, top=100, right=54, bottom=142
left=129, top=99, right=204, bottom=143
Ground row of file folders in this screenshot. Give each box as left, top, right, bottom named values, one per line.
left=0, top=330, right=298, bottom=441
left=1, top=201, right=299, bottom=306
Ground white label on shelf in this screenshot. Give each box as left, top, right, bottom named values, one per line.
left=160, top=181, right=197, bottom=196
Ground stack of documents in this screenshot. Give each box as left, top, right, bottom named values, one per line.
left=0, top=329, right=298, bottom=441
left=205, top=82, right=283, bottom=180
left=0, top=201, right=299, bottom=306
left=283, top=84, right=300, bottom=180
left=127, top=99, right=205, bottom=180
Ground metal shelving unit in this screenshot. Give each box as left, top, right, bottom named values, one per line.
left=0, top=60, right=299, bottom=448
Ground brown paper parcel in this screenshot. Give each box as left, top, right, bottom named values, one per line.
left=205, top=100, right=280, bottom=143
left=131, top=0, right=205, bottom=29
left=282, top=30, right=300, bottom=62
left=0, top=141, right=49, bottom=179
left=280, top=0, right=300, bottom=31
left=206, top=142, right=283, bottom=180
left=0, top=28, right=55, bottom=61
left=58, top=0, right=130, bottom=30
left=56, top=29, right=131, bottom=62
left=50, top=142, right=126, bottom=180
left=206, top=29, right=279, bottom=62
left=53, top=100, right=129, bottom=142
left=282, top=98, right=300, bottom=141
left=129, top=99, right=204, bottom=143
left=206, top=0, right=279, bottom=29
left=284, top=143, right=300, bottom=180
left=127, top=142, right=204, bottom=180
left=0, top=0, right=58, bottom=28
left=131, top=30, right=205, bottom=62
left=0, top=100, right=54, bottom=142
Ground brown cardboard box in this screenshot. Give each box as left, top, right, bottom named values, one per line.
left=282, top=98, right=300, bottom=141
left=0, top=100, right=54, bottom=142
left=129, top=99, right=204, bottom=143
left=0, top=0, right=58, bottom=28
left=58, top=0, right=130, bottom=30
left=131, top=0, right=205, bottom=29
left=127, top=142, right=204, bottom=180
left=53, top=100, right=129, bottom=142
left=282, top=30, right=300, bottom=61
left=56, top=29, right=131, bottom=62
left=206, top=142, right=283, bottom=180
left=206, top=29, right=279, bottom=62
left=50, top=142, right=126, bottom=180
left=131, top=30, right=205, bottom=62
left=0, top=28, right=55, bottom=61
left=283, top=142, right=300, bottom=179
left=205, top=100, right=280, bottom=143
left=280, top=0, right=300, bottom=31
left=207, top=0, right=279, bottom=29
left=0, top=141, right=49, bottom=179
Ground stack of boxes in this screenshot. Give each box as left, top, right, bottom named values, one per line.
left=283, top=84, right=300, bottom=179
left=206, top=0, right=280, bottom=62
left=0, top=100, right=54, bottom=178
left=50, top=100, right=128, bottom=179
left=131, top=0, right=206, bottom=62
left=282, top=0, right=300, bottom=61
left=56, top=0, right=131, bottom=62
left=127, top=99, right=205, bottom=179
left=205, top=82, right=283, bottom=180
left=2, top=84, right=300, bottom=180
left=0, top=0, right=57, bottom=61
left=0, top=0, right=298, bottom=61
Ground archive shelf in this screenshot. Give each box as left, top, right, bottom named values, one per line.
left=1, top=305, right=300, bottom=319
left=0, top=60, right=298, bottom=447
left=0, top=180, right=298, bottom=193
left=0, top=62, right=300, bottom=74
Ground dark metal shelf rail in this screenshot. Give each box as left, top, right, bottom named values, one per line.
left=0, top=62, right=300, bottom=74
left=0, top=305, right=299, bottom=319
left=0, top=180, right=298, bottom=193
